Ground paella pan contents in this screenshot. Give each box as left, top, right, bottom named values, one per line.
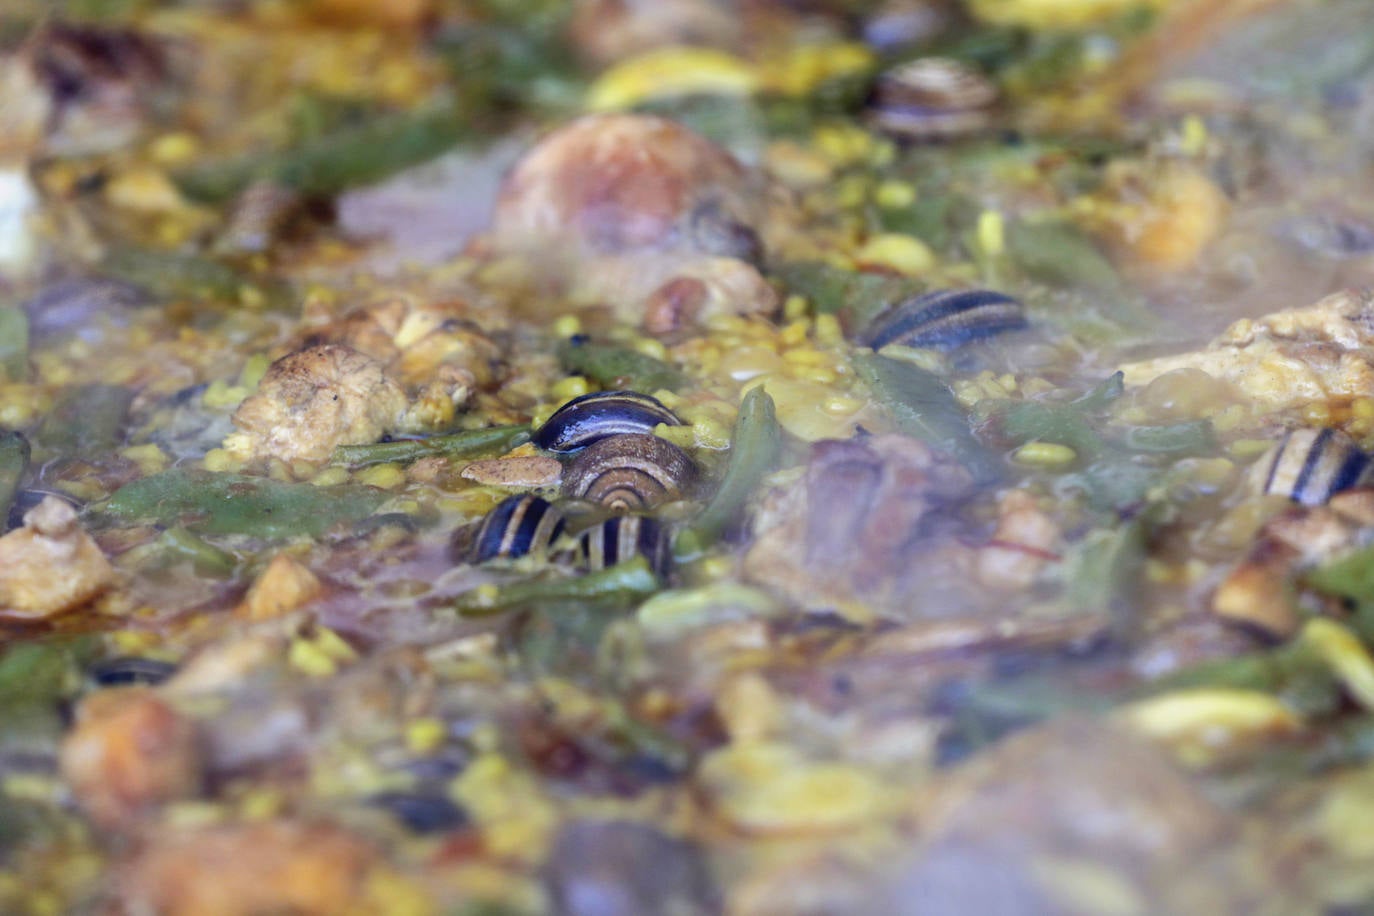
left=4, top=0, right=1374, bottom=912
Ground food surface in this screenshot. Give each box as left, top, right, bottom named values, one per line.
left=4, top=0, right=1374, bottom=913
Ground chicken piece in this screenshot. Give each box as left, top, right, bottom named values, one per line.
left=1213, top=489, right=1374, bottom=638
left=488, top=113, right=779, bottom=328
left=16, top=22, right=169, bottom=157
left=974, top=489, right=1062, bottom=591
left=567, top=0, right=740, bottom=66
left=1121, top=289, right=1374, bottom=411
left=60, top=687, right=202, bottom=829
left=915, top=719, right=1235, bottom=889
left=744, top=434, right=973, bottom=613
left=236, top=553, right=324, bottom=622
left=0, top=496, right=114, bottom=618
left=230, top=344, right=407, bottom=464
left=120, top=820, right=381, bottom=916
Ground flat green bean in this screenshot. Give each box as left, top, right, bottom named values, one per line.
left=454, top=557, right=659, bottom=617
left=332, top=425, right=529, bottom=468
left=685, top=386, right=781, bottom=546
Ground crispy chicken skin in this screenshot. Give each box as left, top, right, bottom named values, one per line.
left=0, top=495, right=114, bottom=618
left=1121, top=289, right=1374, bottom=411
left=230, top=343, right=407, bottom=464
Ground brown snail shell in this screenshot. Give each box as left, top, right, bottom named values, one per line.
left=867, top=57, right=998, bottom=142
left=561, top=434, right=696, bottom=512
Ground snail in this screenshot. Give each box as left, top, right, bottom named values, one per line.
left=866, top=57, right=998, bottom=142
left=561, top=434, right=696, bottom=512
left=1259, top=427, right=1371, bottom=506
left=533, top=391, right=683, bottom=454
left=471, top=494, right=567, bottom=562
left=579, top=514, right=672, bottom=576
left=858, top=288, right=1027, bottom=351
left=87, top=656, right=178, bottom=688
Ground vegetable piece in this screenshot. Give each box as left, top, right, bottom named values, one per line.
left=453, top=556, right=659, bottom=617
left=1072, top=371, right=1125, bottom=411
left=854, top=353, right=999, bottom=481
left=556, top=338, right=686, bottom=392
left=101, top=247, right=292, bottom=309
left=1006, top=220, right=1120, bottom=291
left=0, top=430, right=29, bottom=525
left=772, top=261, right=922, bottom=331
left=1064, top=518, right=1147, bottom=641
left=994, top=399, right=1107, bottom=459
left=101, top=468, right=388, bottom=538
left=685, top=386, right=781, bottom=545
left=154, top=527, right=238, bottom=576
left=36, top=384, right=134, bottom=455
left=0, top=307, right=28, bottom=381
left=1307, top=543, right=1374, bottom=633
left=332, top=424, right=528, bottom=467
left=173, top=106, right=468, bottom=204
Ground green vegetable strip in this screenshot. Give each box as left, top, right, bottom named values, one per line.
left=101, top=247, right=293, bottom=309
left=101, top=468, right=388, bottom=538
left=333, top=424, right=529, bottom=468
left=0, top=430, right=29, bottom=525
left=557, top=339, right=687, bottom=392
left=0, top=307, right=28, bottom=382
left=173, top=106, right=468, bottom=204
left=996, top=400, right=1106, bottom=459
left=1114, top=419, right=1215, bottom=454
left=854, top=353, right=1000, bottom=481
left=687, top=386, right=782, bottom=546
left=155, top=527, right=238, bottom=576
left=453, top=557, right=660, bottom=617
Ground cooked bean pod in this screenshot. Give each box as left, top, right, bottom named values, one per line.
left=533, top=391, right=682, bottom=454
left=858, top=289, right=1027, bottom=352
left=1261, top=428, right=1370, bottom=506
left=471, top=494, right=567, bottom=563
left=579, top=515, right=672, bottom=577
left=561, top=434, right=696, bottom=512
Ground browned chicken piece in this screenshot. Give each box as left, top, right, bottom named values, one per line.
left=60, top=687, right=202, bottom=829
left=487, top=113, right=779, bottom=329
left=7, top=22, right=168, bottom=157
left=236, top=553, right=324, bottom=622
left=0, top=496, right=115, bottom=618
left=230, top=343, right=407, bottom=464
left=566, top=0, right=740, bottom=66
left=744, top=434, right=974, bottom=614
left=1213, top=489, right=1374, bottom=639
left=1121, top=289, right=1374, bottom=412
left=895, top=719, right=1240, bottom=911
left=119, top=820, right=380, bottom=916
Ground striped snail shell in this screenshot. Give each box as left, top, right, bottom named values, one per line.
left=867, top=56, right=998, bottom=142
left=561, top=434, right=696, bottom=512
left=1260, top=427, right=1371, bottom=506
left=858, top=288, right=1027, bottom=351
left=471, top=494, right=566, bottom=563
left=533, top=390, right=683, bottom=454
left=579, top=515, right=672, bottom=577
left=88, top=656, right=178, bottom=688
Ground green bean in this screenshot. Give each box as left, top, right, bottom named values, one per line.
left=36, top=384, right=134, bottom=455
left=1065, top=520, right=1146, bottom=641
left=453, top=557, right=659, bottom=617
left=0, top=430, right=29, bottom=525
left=101, top=468, right=388, bottom=539
left=1006, top=219, right=1120, bottom=292
left=772, top=261, right=922, bottom=330
left=174, top=106, right=467, bottom=204
left=332, top=425, right=529, bottom=468
left=557, top=339, right=687, bottom=392
left=1071, top=371, right=1124, bottom=411
left=855, top=353, right=1000, bottom=481
left=155, top=527, right=238, bottom=576
left=685, top=386, right=781, bottom=547
left=991, top=399, right=1107, bottom=459
left=0, top=307, right=28, bottom=382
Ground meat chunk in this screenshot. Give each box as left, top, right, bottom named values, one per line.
left=60, top=687, right=202, bottom=828
left=487, top=113, right=779, bottom=328
left=120, top=820, right=381, bottom=916
left=230, top=344, right=407, bottom=464
left=567, top=0, right=740, bottom=66
left=744, top=434, right=973, bottom=613
left=913, top=719, right=1235, bottom=895
left=1121, top=289, right=1374, bottom=412
left=0, top=496, right=114, bottom=618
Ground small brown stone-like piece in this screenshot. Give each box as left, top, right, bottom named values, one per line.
left=231, top=344, right=406, bottom=464
left=121, top=820, right=379, bottom=916
left=0, top=496, right=114, bottom=618
left=461, top=455, right=563, bottom=489
left=60, top=687, right=202, bottom=828
left=236, top=554, right=323, bottom=622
